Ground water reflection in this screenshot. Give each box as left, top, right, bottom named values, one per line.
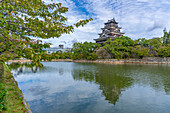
left=8, top=63, right=40, bottom=76
left=77, top=64, right=170, bottom=94
left=11, top=62, right=170, bottom=113
left=72, top=64, right=134, bottom=105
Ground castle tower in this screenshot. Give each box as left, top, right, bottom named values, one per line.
left=94, top=18, right=124, bottom=45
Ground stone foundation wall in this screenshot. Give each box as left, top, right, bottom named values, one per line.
left=124, top=57, right=170, bottom=64
left=7, top=57, right=170, bottom=64
left=74, top=57, right=170, bottom=64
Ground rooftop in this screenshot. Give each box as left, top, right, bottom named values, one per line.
left=104, top=18, right=118, bottom=25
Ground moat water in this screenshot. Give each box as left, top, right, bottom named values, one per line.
left=11, top=62, right=170, bottom=113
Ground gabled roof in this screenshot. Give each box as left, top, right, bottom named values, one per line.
left=104, top=18, right=118, bottom=25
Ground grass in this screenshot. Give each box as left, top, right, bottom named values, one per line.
left=0, top=62, right=31, bottom=113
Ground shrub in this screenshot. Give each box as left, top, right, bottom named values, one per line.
left=0, top=84, right=7, bottom=112
left=157, top=45, right=170, bottom=57
left=72, top=53, right=84, bottom=60
left=86, top=53, right=98, bottom=60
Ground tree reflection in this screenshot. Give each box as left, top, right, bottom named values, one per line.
left=97, top=75, right=133, bottom=105
left=72, top=64, right=134, bottom=105
left=7, top=63, right=41, bottom=76
left=72, top=63, right=170, bottom=105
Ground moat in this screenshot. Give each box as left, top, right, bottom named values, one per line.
left=11, top=62, right=170, bottom=113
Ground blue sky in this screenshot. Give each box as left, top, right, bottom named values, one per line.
left=43, top=0, right=170, bottom=47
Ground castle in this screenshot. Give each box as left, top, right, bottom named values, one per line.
left=94, top=18, right=124, bottom=45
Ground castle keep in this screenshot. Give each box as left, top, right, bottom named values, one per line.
left=94, top=18, right=124, bottom=45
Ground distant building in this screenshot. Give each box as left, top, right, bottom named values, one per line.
left=43, top=45, right=71, bottom=54
left=94, top=18, right=124, bottom=45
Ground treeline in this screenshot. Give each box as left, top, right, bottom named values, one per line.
left=44, top=31, right=170, bottom=60
left=42, top=36, right=170, bottom=61
left=71, top=42, right=100, bottom=60
left=42, top=51, right=73, bottom=61
left=1, top=35, right=169, bottom=62
left=42, top=42, right=100, bottom=61
left=103, top=36, right=170, bottom=59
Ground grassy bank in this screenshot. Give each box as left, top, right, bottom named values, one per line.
left=0, top=62, right=31, bottom=113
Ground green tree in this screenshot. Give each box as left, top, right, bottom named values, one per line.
left=162, top=31, right=170, bottom=45
left=103, top=36, right=134, bottom=59
left=136, top=38, right=149, bottom=47
left=72, top=42, right=100, bottom=60
left=0, top=83, right=7, bottom=112
left=148, top=38, right=162, bottom=49
left=132, top=45, right=149, bottom=59
left=157, top=44, right=170, bottom=57
left=0, top=0, right=92, bottom=65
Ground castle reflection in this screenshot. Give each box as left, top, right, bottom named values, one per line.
left=72, top=63, right=170, bottom=105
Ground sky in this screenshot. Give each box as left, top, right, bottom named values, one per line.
left=42, top=0, right=170, bottom=48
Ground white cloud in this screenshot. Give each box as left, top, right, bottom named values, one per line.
left=42, top=0, right=170, bottom=47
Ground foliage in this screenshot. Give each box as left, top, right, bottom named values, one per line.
left=41, top=51, right=72, bottom=61
left=132, top=45, right=149, bottom=59
left=0, top=61, right=4, bottom=77
left=136, top=38, right=149, bottom=47
left=0, top=84, right=7, bottom=112
left=95, top=48, right=109, bottom=59
left=103, top=36, right=134, bottom=59
left=1, top=63, right=28, bottom=112
left=0, top=0, right=93, bottom=65
left=7, top=62, right=21, bottom=70
left=162, top=31, right=170, bottom=46
left=57, top=52, right=72, bottom=59
left=157, top=44, right=170, bottom=57
left=103, top=35, right=169, bottom=59
left=72, top=42, right=100, bottom=60
left=148, top=38, right=162, bottom=49
left=86, top=53, right=98, bottom=60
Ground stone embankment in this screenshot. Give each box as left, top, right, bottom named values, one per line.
left=8, top=57, right=170, bottom=65
left=73, top=57, right=170, bottom=64
left=8, top=59, right=72, bottom=63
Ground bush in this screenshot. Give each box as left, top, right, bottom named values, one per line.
left=72, top=42, right=100, bottom=60
left=86, top=53, right=98, bottom=60
left=157, top=45, right=170, bottom=57
left=0, top=84, right=7, bottom=112
left=72, top=53, right=84, bottom=60
left=0, top=63, right=4, bottom=77
left=132, top=46, right=149, bottom=59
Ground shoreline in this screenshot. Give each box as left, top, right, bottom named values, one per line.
left=73, top=59, right=170, bottom=65
left=7, top=59, right=73, bottom=63
left=0, top=62, right=32, bottom=113
left=7, top=57, right=170, bottom=65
